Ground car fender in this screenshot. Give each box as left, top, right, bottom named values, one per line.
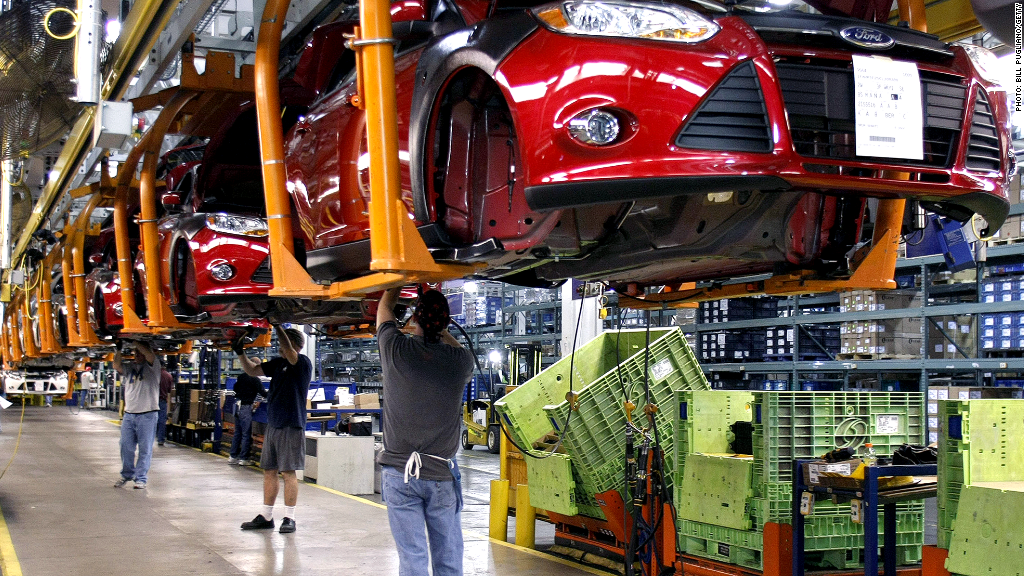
left=408, top=9, right=539, bottom=223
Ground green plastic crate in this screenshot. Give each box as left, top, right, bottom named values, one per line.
left=677, top=515, right=922, bottom=571
left=752, top=391, right=925, bottom=486
left=494, top=328, right=685, bottom=450
left=946, top=483, right=1024, bottom=576
left=937, top=399, right=1024, bottom=549
left=752, top=480, right=925, bottom=527
left=541, top=328, right=708, bottom=503
left=676, top=454, right=754, bottom=530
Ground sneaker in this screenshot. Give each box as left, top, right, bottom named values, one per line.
left=237, top=459, right=252, bottom=466
left=279, top=518, right=296, bottom=533
left=241, top=514, right=275, bottom=530
left=158, top=441, right=165, bottom=446
left=114, top=477, right=131, bottom=488
left=227, top=457, right=238, bottom=464
left=133, top=481, right=146, bottom=489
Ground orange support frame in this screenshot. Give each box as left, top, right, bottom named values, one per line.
left=254, top=0, right=478, bottom=303
left=62, top=191, right=108, bottom=347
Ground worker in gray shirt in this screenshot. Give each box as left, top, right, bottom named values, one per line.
left=112, top=341, right=161, bottom=489
left=376, top=287, right=475, bottom=576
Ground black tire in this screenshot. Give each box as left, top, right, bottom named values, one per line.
left=461, top=429, right=473, bottom=451
left=486, top=425, right=500, bottom=454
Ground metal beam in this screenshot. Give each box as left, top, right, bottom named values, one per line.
left=126, top=0, right=218, bottom=100
left=193, top=35, right=256, bottom=53
left=701, top=358, right=1024, bottom=372
left=888, top=0, right=983, bottom=42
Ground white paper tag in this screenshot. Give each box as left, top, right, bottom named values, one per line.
left=0, top=396, right=10, bottom=410
left=809, top=464, right=820, bottom=484
left=650, top=358, right=673, bottom=381
left=852, top=55, right=923, bottom=160
left=876, top=414, right=900, bottom=434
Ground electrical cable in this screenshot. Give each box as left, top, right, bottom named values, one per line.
left=451, top=285, right=586, bottom=460
left=0, top=397, right=27, bottom=483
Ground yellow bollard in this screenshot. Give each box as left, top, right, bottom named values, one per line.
left=514, top=484, right=535, bottom=549
left=488, top=479, right=510, bottom=541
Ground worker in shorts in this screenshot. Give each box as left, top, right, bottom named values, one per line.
left=235, top=325, right=311, bottom=534
left=377, top=287, right=475, bottom=576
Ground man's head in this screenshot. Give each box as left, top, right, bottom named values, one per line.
left=282, top=327, right=305, bottom=351
left=412, top=289, right=450, bottom=343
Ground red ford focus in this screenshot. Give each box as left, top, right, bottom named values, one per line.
left=281, top=0, right=1011, bottom=289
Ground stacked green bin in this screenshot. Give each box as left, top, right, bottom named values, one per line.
left=945, top=484, right=1024, bottom=575
left=937, top=399, right=1024, bottom=549
left=493, top=328, right=708, bottom=520
left=673, top=390, right=927, bottom=570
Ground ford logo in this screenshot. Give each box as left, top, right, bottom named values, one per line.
left=839, top=26, right=895, bottom=49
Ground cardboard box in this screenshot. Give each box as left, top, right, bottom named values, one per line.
left=354, top=393, right=381, bottom=409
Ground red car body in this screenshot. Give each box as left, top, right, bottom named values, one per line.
left=282, top=1, right=1011, bottom=288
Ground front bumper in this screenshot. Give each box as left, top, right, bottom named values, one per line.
left=500, top=16, right=1010, bottom=226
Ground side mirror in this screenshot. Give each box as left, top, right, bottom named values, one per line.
left=161, top=192, right=183, bottom=211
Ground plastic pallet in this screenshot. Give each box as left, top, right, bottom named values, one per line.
left=937, top=399, right=1024, bottom=549
left=541, top=328, right=708, bottom=503
left=752, top=391, right=925, bottom=486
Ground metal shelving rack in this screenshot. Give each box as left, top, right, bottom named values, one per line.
left=678, top=241, right=1024, bottom=391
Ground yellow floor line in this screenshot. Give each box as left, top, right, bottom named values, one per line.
left=0, top=503, right=23, bottom=576
left=305, top=482, right=387, bottom=509
left=469, top=530, right=616, bottom=576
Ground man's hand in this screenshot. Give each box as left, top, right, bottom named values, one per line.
left=231, top=337, right=246, bottom=356
left=376, top=287, right=402, bottom=327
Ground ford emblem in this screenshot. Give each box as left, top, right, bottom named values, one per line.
left=839, top=26, right=895, bottom=50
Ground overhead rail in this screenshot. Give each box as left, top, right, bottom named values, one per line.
left=254, top=0, right=479, bottom=302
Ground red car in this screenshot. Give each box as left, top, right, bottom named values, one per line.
left=281, top=0, right=1011, bottom=289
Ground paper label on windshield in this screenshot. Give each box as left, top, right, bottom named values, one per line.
left=650, top=358, right=673, bottom=381
left=876, top=414, right=901, bottom=434
left=852, top=55, right=923, bottom=160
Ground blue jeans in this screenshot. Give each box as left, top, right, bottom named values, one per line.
left=156, top=399, right=168, bottom=443
left=381, top=466, right=462, bottom=576
left=229, top=404, right=254, bottom=459
left=120, top=411, right=158, bottom=483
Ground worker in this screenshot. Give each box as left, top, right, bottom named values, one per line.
left=235, top=325, right=310, bottom=534
left=80, top=365, right=95, bottom=408
left=112, top=340, right=162, bottom=489
left=157, top=367, right=173, bottom=446
left=376, top=287, right=475, bottom=576
left=228, top=372, right=265, bottom=466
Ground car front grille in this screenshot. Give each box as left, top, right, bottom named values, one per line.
left=965, top=90, right=1002, bottom=172
left=775, top=62, right=967, bottom=168
left=250, top=257, right=273, bottom=284
left=675, top=61, right=773, bottom=153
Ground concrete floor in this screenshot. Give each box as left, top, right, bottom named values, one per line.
left=0, top=405, right=598, bottom=576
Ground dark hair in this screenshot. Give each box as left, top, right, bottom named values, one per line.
left=283, top=328, right=305, bottom=350
left=413, top=290, right=451, bottom=343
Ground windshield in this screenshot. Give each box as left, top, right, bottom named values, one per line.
left=199, top=167, right=266, bottom=216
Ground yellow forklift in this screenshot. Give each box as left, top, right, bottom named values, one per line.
left=461, top=344, right=541, bottom=452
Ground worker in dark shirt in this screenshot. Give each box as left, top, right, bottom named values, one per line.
left=229, top=372, right=265, bottom=466
left=235, top=325, right=311, bottom=534
left=377, top=287, right=475, bottom=576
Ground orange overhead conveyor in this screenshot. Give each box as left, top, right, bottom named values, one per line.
left=254, top=0, right=479, bottom=302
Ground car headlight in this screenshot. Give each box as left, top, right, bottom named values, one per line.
left=958, top=43, right=1005, bottom=91
left=205, top=214, right=269, bottom=237
left=534, top=0, right=719, bottom=43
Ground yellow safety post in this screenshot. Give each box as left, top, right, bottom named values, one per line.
left=489, top=479, right=510, bottom=541
left=514, top=484, right=536, bottom=548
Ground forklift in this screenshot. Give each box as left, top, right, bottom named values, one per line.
left=461, top=344, right=542, bottom=453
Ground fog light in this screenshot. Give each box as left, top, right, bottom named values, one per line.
left=568, top=109, right=620, bottom=145
left=112, top=302, right=123, bottom=317
left=210, top=263, right=236, bottom=281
